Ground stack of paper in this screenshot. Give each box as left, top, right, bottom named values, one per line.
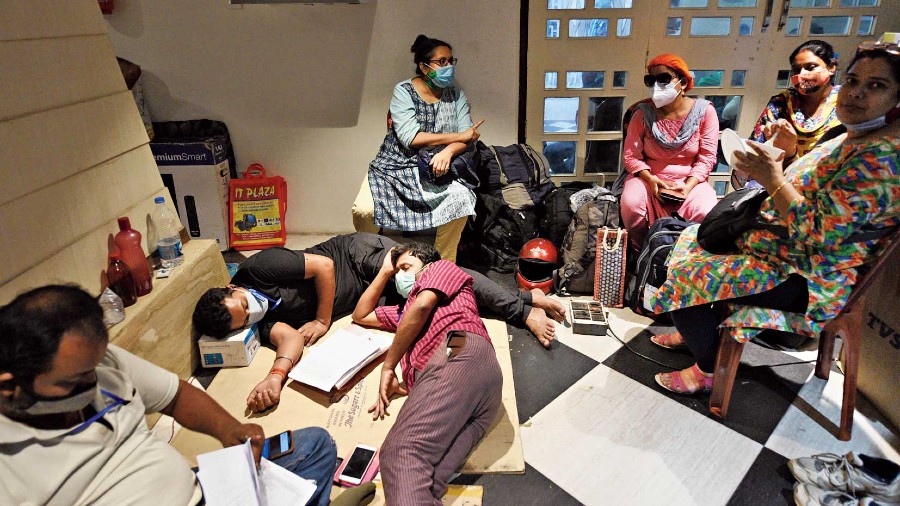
left=288, top=326, right=393, bottom=392
left=196, top=440, right=317, bottom=506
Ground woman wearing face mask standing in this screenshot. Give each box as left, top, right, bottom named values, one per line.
left=355, top=34, right=484, bottom=262
left=621, top=53, right=719, bottom=251
left=734, top=40, right=841, bottom=188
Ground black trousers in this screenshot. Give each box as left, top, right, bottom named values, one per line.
left=306, top=233, right=533, bottom=325
left=670, top=274, right=809, bottom=372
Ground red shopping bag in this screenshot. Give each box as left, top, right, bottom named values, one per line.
left=229, top=163, right=287, bottom=251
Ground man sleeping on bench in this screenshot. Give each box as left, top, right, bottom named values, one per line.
left=191, top=232, right=565, bottom=413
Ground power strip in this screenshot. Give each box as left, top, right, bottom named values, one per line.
left=570, top=300, right=609, bottom=336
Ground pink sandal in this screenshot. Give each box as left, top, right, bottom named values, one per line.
left=654, top=364, right=713, bottom=395
left=650, top=331, right=687, bottom=350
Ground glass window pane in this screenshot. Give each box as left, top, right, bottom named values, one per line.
left=547, top=19, right=561, bottom=38
left=613, top=71, right=628, bottom=87
left=693, top=70, right=724, bottom=87
left=714, top=180, right=728, bottom=196
left=706, top=95, right=742, bottom=130
left=569, top=18, right=609, bottom=37
left=776, top=69, right=791, bottom=88
left=617, top=18, right=632, bottom=36
left=548, top=0, right=585, bottom=8
left=791, top=0, right=829, bottom=6
left=857, top=15, right=875, bottom=35
left=545, top=71, right=559, bottom=89
left=840, top=0, right=877, bottom=5
left=587, top=97, right=624, bottom=132
left=595, top=0, right=633, bottom=7
left=567, top=71, right=605, bottom=89
left=731, top=69, right=746, bottom=87
left=810, top=16, right=851, bottom=35
left=690, top=17, right=731, bottom=36
left=670, top=0, right=708, bottom=7
left=667, top=17, right=683, bottom=36
left=585, top=140, right=622, bottom=173
left=544, top=97, right=579, bottom=133
left=786, top=17, right=802, bottom=36
left=718, top=0, right=756, bottom=5
left=543, top=141, right=577, bottom=175
left=739, top=16, right=754, bottom=35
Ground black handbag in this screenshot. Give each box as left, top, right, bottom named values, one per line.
left=697, top=187, right=786, bottom=254
left=417, top=147, right=480, bottom=189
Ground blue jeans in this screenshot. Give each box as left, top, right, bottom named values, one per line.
left=271, top=427, right=337, bottom=506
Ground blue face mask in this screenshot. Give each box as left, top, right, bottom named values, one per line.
left=426, top=64, right=455, bottom=89
left=394, top=264, right=427, bottom=298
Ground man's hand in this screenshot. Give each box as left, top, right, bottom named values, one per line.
left=367, top=367, right=408, bottom=421
left=246, top=375, right=282, bottom=413
left=219, top=423, right=265, bottom=465
left=297, top=319, right=328, bottom=345
left=380, top=249, right=399, bottom=276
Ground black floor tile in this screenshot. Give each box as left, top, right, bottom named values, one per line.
left=602, top=329, right=814, bottom=444
left=456, top=463, right=584, bottom=506
left=727, top=447, right=794, bottom=506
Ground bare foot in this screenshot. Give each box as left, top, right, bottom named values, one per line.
left=246, top=375, right=283, bottom=413
left=530, top=288, right=566, bottom=323
left=525, top=306, right=555, bottom=348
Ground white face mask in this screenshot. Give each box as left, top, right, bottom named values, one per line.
left=650, top=80, right=681, bottom=108
left=242, top=289, right=269, bottom=326
left=14, top=381, right=98, bottom=416
left=842, top=103, right=900, bottom=134
left=394, top=264, right=427, bottom=298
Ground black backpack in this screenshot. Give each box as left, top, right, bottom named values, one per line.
left=476, top=142, right=555, bottom=210
left=458, top=193, right=540, bottom=273
left=538, top=184, right=591, bottom=248
left=553, top=189, right=621, bottom=294
left=625, top=215, right=693, bottom=317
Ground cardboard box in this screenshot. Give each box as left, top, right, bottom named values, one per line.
left=857, top=255, right=900, bottom=431
left=199, top=324, right=261, bottom=368
left=152, top=136, right=231, bottom=251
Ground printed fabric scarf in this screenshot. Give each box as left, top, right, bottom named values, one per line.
left=638, top=98, right=711, bottom=150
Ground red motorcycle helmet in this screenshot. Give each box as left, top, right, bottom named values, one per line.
left=516, top=238, right=559, bottom=294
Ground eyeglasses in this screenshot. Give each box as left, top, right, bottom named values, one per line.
left=427, top=57, right=458, bottom=67
left=856, top=41, right=900, bottom=56
left=643, top=73, right=679, bottom=87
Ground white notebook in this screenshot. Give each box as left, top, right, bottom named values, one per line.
left=288, top=326, right=393, bottom=392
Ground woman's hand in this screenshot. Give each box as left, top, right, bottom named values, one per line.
left=644, top=174, right=672, bottom=201
left=430, top=149, right=454, bottom=177
left=733, top=143, right=786, bottom=189
left=667, top=178, right=696, bottom=196
left=457, top=119, right=485, bottom=144
left=762, top=119, right=798, bottom=158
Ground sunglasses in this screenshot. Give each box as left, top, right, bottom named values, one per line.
left=643, top=73, right=679, bottom=87
left=857, top=41, right=900, bottom=56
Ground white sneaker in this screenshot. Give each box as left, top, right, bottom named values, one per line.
left=794, top=483, right=900, bottom=506
left=789, top=453, right=900, bottom=503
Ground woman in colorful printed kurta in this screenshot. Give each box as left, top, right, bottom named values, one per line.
left=651, top=45, right=900, bottom=394
left=366, top=35, right=482, bottom=262
left=735, top=40, right=842, bottom=189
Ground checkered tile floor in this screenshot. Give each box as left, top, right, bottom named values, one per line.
left=220, top=236, right=900, bottom=506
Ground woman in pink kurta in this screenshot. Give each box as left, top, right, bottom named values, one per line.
left=622, top=53, right=719, bottom=250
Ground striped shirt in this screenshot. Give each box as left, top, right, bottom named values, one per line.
left=375, top=260, right=490, bottom=389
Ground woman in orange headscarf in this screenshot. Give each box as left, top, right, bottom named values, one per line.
left=621, top=53, right=719, bottom=250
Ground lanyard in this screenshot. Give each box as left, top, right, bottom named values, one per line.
left=67, top=389, right=128, bottom=436
left=245, top=287, right=282, bottom=311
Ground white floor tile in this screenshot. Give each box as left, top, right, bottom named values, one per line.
left=765, top=372, right=900, bottom=461
left=521, top=365, right=762, bottom=506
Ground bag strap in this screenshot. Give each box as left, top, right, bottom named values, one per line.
left=600, top=227, right=623, bottom=252
left=484, top=145, right=509, bottom=187
left=245, top=163, right=267, bottom=179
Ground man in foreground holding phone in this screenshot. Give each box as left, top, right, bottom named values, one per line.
left=0, top=285, right=336, bottom=506
left=352, top=242, right=502, bottom=506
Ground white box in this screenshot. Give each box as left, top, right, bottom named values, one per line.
left=152, top=137, right=231, bottom=251
left=199, top=324, right=261, bottom=368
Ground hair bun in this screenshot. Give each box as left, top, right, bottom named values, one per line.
left=411, top=34, right=430, bottom=53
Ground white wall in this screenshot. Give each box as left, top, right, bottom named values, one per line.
left=106, top=0, right=520, bottom=234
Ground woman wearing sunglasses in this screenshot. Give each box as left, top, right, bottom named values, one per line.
left=352, top=34, right=484, bottom=262
left=649, top=41, right=899, bottom=397
left=621, top=53, right=719, bottom=251
left=734, top=40, right=842, bottom=189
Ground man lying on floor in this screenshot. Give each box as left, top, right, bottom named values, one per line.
left=0, top=285, right=337, bottom=506
left=352, top=241, right=502, bottom=506
left=192, top=232, right=564, bottom=413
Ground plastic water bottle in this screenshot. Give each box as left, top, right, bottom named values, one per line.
left=99, top=287, right=125, bottom=327
left=152, top=197, right=184, bottom=268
